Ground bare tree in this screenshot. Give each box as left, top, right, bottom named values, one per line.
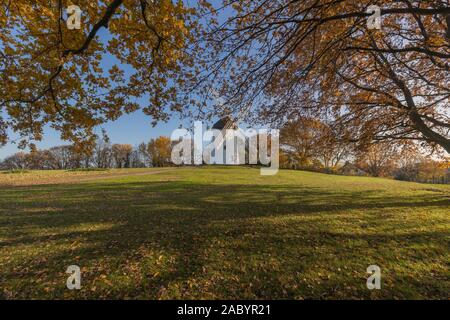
left=112, top=144, right=133, bottom=168
left=49, top=146, right=73, bottom=170
left=0, top=152, right=29, bottom=170
left=93, top=130, right=112, bottom=168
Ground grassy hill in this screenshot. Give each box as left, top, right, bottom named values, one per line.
left=0, top=166, right=448, bottom=299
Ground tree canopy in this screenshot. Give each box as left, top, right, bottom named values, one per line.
left=0, top=0, right=197, bottom=150
left=196, top=0, right=450, bottom=153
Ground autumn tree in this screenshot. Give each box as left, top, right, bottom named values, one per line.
left=147, top=136, right=171, bottom=167
left=280, top=117, right=351, bottom=168
left=394, top=154, right=450, bottom=183
left=26, top=150, right=55, bottom=169
left=355, top=142, right=401, bottom=177
left=280, top=118, right=327, bottom=167
left=316, top=123, right=353, bottom=168
left=0, top=0, right=199, bottom=150
left=417, top=158, right=449, bottom=183
left=196, top=0, right=450, bottom=153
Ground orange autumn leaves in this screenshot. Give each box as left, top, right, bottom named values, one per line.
left=0, top=0, right=197, bottom=150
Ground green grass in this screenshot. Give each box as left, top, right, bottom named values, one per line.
left=0, top=166, right=449, bottom=299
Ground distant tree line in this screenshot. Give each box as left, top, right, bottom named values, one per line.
left=0, top=134, right=173, bottom=170
left=1, top=118, right=448, bottom=184
left=279, top=118, right=450, bottom=184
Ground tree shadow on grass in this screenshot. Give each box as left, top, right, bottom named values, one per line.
left=0, top=179, right=449, bottom=299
